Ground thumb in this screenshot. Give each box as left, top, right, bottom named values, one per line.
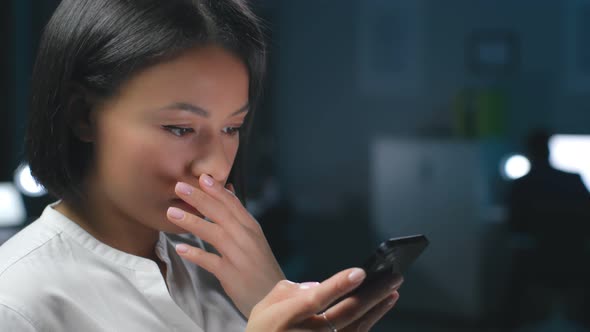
left=273, top=268, right=366, bottom=325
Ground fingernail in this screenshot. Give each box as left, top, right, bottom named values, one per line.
left=176, top=244, right=189, bottom=253
left=167, top=207, right=185, bottom=220
left=201, top=174, right=214, bottom=187
left=348, top=268, right=366, bottom=283
left=176, top=182, right=193, bottom=195
left=299, top=282, right=320, bottom=290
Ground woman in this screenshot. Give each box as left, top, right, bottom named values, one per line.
left=0, top=0, right=402, bottom=330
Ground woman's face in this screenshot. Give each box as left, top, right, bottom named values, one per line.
left=87, top=45, right=249, bottom=233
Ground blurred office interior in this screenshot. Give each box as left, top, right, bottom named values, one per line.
left=1, top=1, right=589, bottom=331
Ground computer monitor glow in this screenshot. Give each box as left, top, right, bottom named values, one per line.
left=0, top=183, right=26, bottom=227
left=14, top=164, right=47, bottom=197
left=501, top=154, right=531, bottom=180
left=549, top=134, right=590, bottom=191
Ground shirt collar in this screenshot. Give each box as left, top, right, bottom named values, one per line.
left=40, top=202, right=170, bottom=272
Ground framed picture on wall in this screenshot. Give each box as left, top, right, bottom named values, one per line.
left=357, top=0, right=424, bottom=97
left=465, top=30, right=520, bottom=76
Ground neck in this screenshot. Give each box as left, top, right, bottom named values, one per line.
left=54, top=189, right=161, bottom=261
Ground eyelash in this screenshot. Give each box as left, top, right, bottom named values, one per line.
left=162, top=125, right=242, bottom=137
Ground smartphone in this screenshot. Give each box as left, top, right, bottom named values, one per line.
left=356, top=234, right=429, bottom=292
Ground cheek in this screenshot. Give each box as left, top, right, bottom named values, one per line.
left=95, top=125, right=187, bottom=196
left=121, top=139, right=189, bottom=189
left=226, top=140, right=239, bottom=165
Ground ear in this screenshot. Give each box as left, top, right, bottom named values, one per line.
left=67, top=86, right=97, bottom=143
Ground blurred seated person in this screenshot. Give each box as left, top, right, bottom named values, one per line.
left=505, top=129, right=590, bottom=328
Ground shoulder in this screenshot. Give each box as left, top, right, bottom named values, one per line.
left=550, top=169, right=587, bottom=190
left=0, top=218, right=67, bottom=329
left=0, top=213, right=87, bottom=320
left=556, top=169, right=583, bottom=181
left=0, top=216, right=62, bottom=273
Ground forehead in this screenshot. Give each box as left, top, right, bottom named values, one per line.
left=107, top=45, right=250, bottom=118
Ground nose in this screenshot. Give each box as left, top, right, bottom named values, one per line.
left=190, top=136, right=233, bottom=184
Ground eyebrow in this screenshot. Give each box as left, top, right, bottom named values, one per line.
left=158, top=102, right=249, bottom=118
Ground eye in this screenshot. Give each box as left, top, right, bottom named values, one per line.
left=162, top=125, right=194, bottom=137
left=223, top=126, right=242, bottom=136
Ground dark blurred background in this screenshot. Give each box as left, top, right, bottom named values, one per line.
left=1, top=1, right=589, bottom=331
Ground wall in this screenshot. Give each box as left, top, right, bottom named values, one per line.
left=272, top=0, right=590, bottom=214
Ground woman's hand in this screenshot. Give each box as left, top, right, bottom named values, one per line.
left=166, top=174, right=285, bottom=318
left=247, top=268, right=402, bottom=332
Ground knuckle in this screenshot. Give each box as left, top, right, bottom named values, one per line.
left=221, top=211, right=237, bottom=225
left=210, top=255, right=222, bottom=271
left=304, top=292, right=320, bottom=309
left=213, top=229, right=229, bottom=244
left=276, top=279, right=295, bottom=291
left=250, top=303, right=262, bottom=317
left=346, top=295, right=362, bottom=308
left=193, top=189, right=209, bottom=205
left=182, top=213, right=196, bottom=226
left=243, top=224, right=260, bottom=239
left=251, top=221, right=263, bottom=233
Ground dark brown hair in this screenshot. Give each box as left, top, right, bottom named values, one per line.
left=26, top=0, right=266, bottom=204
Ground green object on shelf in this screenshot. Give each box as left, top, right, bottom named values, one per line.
left=453, top=88, right=506, bottom=139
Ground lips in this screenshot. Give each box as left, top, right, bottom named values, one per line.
left=171, top=199, right=205, bottom=219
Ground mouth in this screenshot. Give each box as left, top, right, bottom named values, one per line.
left=170, top=199, right=205, bottom=219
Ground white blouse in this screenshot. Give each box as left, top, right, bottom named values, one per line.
left=0, top=203, right=247, bottom=331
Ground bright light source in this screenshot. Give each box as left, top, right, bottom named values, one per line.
left=501, top=154, right=531, bottom=180
left=14, top=164, right=47, bottom=197
left=549, top=135, right=590, bottom=191
left=0, top=183, right=26, bottom=227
